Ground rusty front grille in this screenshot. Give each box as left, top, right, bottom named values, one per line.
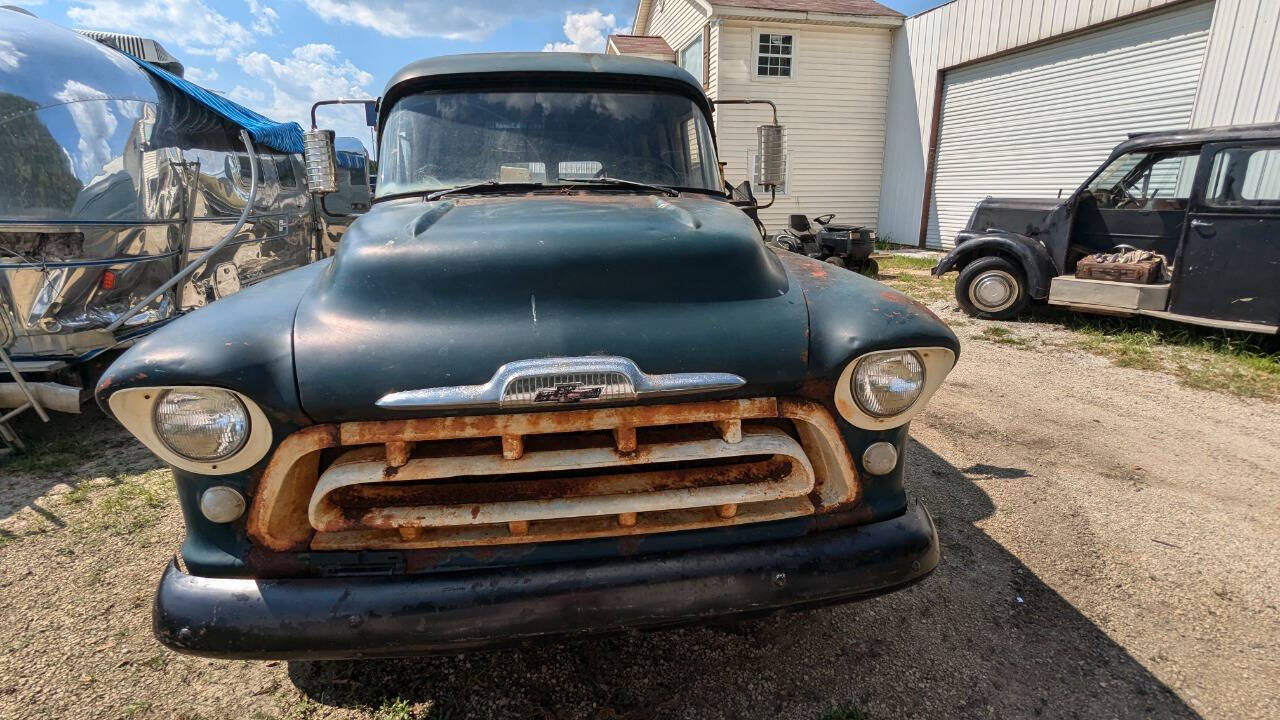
left=247, top=398, right=859, bottom=552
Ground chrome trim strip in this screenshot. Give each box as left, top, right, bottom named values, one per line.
left=375, top=356, right=747, bottom=411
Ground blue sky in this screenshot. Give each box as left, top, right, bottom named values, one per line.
left=15, top=0, right=944, bottom=146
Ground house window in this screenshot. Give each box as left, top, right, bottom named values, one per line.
left=756, top=33, right=793, bottom=77
left=679, top=35, right=704, bottom=86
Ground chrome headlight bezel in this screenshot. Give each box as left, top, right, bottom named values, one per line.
left=834, top=347, right=957, bottom=430
left=107, top=386, right=273, bottom=475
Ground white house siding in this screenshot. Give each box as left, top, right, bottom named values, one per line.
left=878, top=0, right=1205, bottom=247
left=1191, top=0, right=1280, bottom=126
left=714, top=21, right=892, bottom=233
left=647, top=0, right=709, bottom=65
left=927, top=2, right=1212, bottom=248
left=707, top=21, right=720, bottom=99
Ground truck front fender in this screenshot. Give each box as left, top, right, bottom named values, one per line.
left=931, top=233, right=1058, bottom=300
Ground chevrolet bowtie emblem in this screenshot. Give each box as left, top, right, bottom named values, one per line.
left=534, top=382, right=605, bottom=404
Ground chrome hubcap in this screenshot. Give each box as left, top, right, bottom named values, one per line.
left=970, top=270, right=1017, bottom=312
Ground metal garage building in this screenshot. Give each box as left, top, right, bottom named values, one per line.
left=878, top=0, right=1280, bottom=249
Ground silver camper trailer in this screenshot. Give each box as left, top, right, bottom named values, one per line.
left=0, top=9, right=363, bottom=449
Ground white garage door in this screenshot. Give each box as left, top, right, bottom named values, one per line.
left=926, top=2, right=1213, bottom=249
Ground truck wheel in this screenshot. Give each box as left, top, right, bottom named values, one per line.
left=955, top=256, right=1028, bottom=319
left=859, top=259, right=879, bottom=278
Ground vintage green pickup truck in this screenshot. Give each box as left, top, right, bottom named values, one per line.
left=97, top=52, right=959, bottom=658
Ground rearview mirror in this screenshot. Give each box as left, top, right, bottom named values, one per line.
left=303, top=128, right=338, bottom=195
left=755, top=123, right=786, bottom=189
left=306, top=98, right=379, bottom=196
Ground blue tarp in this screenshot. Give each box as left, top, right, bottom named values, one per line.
left=126, top=55, right=305, bottom=154
left=336, top=150, right=366, bottom=170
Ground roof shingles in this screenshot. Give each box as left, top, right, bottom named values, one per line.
left=711, top=0, right=903, bottom=17
left=608, top=34, right=676, bottom=56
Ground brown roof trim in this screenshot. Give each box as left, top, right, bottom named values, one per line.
left=607, top=34, right=677, bottom=56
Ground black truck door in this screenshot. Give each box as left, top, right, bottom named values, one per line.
left=1170, top=142, right=1280, bottom=327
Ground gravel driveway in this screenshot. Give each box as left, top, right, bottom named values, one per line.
left=1, top=303, right=1277, bottom=720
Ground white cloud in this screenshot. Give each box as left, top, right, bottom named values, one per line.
left=66, top=0, right=269, bottom=62
left=245, top=0, right=279, bottom=35
left=302, top=0, right=574, bottom=42
left=542, top=10, right=627, bottom=53
left=236, top=44, right=375, bottom=144
left=53, top=80, right=118, bottom=179
left=184, top=66, right=219, bottom=84
left=0, top=39, right=26, bottom=72
left=227, top=85, right=265, bottom=103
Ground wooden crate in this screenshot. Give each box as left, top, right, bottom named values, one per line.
left=1075, top=256, right=1161, bottom=284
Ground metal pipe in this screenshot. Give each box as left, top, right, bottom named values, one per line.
left=107, top=129, right=259, bottom=333
left=311, top=99, right=378, bottom=129
left=1, top=402, right=32, bottom=424
left=0, top=418, right=24, bottom=450
left=755, top=186, right=777, bottom=211
left=711, top=99, right=779, bottom=124
left=0, top=347, right=49, bottom=422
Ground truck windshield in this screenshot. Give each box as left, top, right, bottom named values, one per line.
left=376, top=89, right=721, bottom=198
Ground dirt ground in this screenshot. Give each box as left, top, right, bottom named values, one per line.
left=1, top=289, right=1277, bottom=719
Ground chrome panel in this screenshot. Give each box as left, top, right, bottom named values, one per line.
left=376, top=356, right=747, bottom=411
left=0, top=12, right=325, bottom=358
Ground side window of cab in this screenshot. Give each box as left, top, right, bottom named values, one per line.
left=1203, top=146, right=1280, bottom=206
left=1087, top=150, right=1199, bottom=211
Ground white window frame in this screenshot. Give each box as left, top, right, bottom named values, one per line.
left=749, top=150, right=791, bottom=197
left=753, top=29, right=795, bottom=81
left=678, top=33, right=705, bottom=88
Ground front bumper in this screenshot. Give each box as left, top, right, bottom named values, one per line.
left=154, top=501, right=939, bottom=659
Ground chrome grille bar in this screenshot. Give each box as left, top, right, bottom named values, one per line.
left=376, top=356, right=745, bottom=411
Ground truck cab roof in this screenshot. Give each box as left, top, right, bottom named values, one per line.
left=1112, top=121, right=1280, bottom=156
left=380, top=52, right=710, bottom=122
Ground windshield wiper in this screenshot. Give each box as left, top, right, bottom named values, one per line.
left=565, top=177, right=679, bottom=197
left=426, top=181, right=545, bottom=201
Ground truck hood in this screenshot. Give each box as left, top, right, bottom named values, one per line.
left=293, top=194, right=810, bottom=421
left=962, top=197, right=1066, bottom=244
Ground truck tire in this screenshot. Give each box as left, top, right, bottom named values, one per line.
left=955, top=256, right=1029, bottom=320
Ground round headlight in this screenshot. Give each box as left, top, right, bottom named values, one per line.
left=852, top=351, right=925, bottom=417
left=152, top=388, right=249, bottom=462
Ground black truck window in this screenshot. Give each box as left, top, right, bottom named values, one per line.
left=1088, top=150, right=1198, bottom=210
left=1205, top=147, right=1280, bottom=206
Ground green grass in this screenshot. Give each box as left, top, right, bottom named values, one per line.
left=877, top=258, right=955, bottom=304
left=373, top=698, right=414, bottom=720
left=92, top=469, right=172, bottom=535
left=876, top=254, right=938, bottom=272
left=65, top=479, right=93, bottom=504
left=1060, top=314, right=1280, bottom=400
left=980, top=326, right=1030, bottom=347
left=1, top=431, right=92, bottom=473
left=875, top=261, right=1280, bottom=401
